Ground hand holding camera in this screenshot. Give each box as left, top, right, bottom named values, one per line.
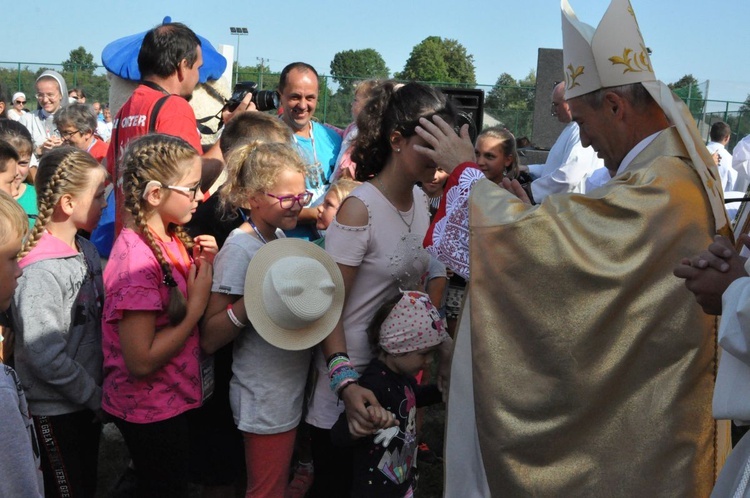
left=221, top=81, right=280, bottom=126
left=225, top=81, right=279, bottom=113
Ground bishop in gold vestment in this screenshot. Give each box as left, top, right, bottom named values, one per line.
left=434, top=128, right=720, bottom=496
left=419, top=1, right=732, bottom=495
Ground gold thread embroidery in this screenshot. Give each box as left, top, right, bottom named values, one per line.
left=566, top=64, right=585, bottom=89
left=608, top=44, right=652, bottom=74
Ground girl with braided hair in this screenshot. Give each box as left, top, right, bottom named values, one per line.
left=12, top=146, right=107, bottom=498
left=101, top=133, right=217, bottom=498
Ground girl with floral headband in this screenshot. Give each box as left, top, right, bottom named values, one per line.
left=330, top=290, right=449, bottom=498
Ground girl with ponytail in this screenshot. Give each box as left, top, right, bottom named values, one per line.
left=100, top=133, right=217, bottom=497
left=306, top=81, right=457, bottom=497
left=12, top=146, right=107, bottom=497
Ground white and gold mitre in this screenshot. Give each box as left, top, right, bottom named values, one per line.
left=560, top=0, right=730, bottom=234
left=561, top=0, right=655, bottom=99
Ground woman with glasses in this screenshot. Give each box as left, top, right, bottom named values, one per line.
left=54, top=104, right=108, bottom=163
left=18, top=70, right=70, bottom=162
left=305, top=81, right=456, bottom=497
left=7, top=92, right=27, bottom=121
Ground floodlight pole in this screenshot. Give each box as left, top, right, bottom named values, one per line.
left=229, top=27, right=249, bottom=86
left=257, top=57, right=267, bottom=88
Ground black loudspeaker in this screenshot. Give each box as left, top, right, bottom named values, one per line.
left=438, top=87, right=485, bottom=142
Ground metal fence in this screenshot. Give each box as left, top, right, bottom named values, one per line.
left=9, top=61, right=744, bottom=148
left=1, top=61, right=536, bottom=137
left=686, top=98, right=750, bottom=150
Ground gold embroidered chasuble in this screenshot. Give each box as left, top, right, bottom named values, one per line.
left=464, top=127, right=723, bottom=496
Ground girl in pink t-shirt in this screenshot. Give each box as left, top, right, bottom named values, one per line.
left=101, top=134, right=217, bottom=497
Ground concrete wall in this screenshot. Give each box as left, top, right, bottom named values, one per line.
left=531, top=48, right=566, bottom=150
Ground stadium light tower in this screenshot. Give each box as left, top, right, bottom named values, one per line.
left=229, top=27, right=249, bottom=85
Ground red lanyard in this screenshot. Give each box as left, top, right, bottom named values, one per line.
left=148, top=227, right=192, bottom=281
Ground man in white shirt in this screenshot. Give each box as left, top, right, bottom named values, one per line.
left=733, top=133, right=750, bottom=193
left=706, top=121, right=736, bottom=192
left=525, top=81, right=602, bottom=203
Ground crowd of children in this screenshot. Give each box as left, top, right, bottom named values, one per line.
left=0, top=78, right=474, bottom=498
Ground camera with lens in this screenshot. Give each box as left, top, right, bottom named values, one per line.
left=225, top=81, right=279, bottom=112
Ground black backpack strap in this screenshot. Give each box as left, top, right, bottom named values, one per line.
left=148, top=94, right=172, bottom=133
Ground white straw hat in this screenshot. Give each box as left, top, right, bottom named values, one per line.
left=244, top=238, right=344, bottom=351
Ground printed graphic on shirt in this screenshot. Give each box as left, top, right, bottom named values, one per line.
left=377, top=386, right=418, bottom=485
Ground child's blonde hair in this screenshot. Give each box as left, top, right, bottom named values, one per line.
left=120, top=134, right=200, bottom=325
left=0, top=190, right=28, bottom=247
left=19, top=146, right=104, bottom=258
left=220, top=141, right=307, bottom=212
left=327, top=178, right=361, bottom=204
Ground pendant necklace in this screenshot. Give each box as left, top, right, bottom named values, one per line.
left=376, top=176, right=415, bottom=233
left=292, top=122, right=325, bottom=188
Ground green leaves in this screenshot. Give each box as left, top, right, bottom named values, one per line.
left=396, top=36, right=476, bottom=86
left=329, top=49, right=389, bottom=93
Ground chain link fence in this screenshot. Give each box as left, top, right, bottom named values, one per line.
left=8, top=61, right=745, bottom=149
left=1, top=61, right=537, bottom=138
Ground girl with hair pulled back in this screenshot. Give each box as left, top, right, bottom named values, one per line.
left=12, top=146, right=107, bottom=497
left=352, top=81, right=455, bottom=180
left=201, top=140, right=311, bottom=497
left=475, top=126, right=521, bottom=183
left=100, top=133, right=218, bottom=497
left=306, top=81, right=456, bottom=496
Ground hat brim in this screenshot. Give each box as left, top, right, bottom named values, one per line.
left=244, top=239, right=344, bottom=351
left=101, top=17, right=227, bottom=83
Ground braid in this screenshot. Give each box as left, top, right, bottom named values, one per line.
left=19, top=147, right=101, bottom=258
left=120, top=134, right=198, bottom=325
left=19, top=203, right=51, bottom=259
left=173, top=226, right=194, bottom=251
left=130, top=173, right=188, bottom=325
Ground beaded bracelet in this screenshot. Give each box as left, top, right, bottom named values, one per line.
left=226, top=304, right=247, bottom=328
left=330, top=365, right=360, bottom=397
left=326, top=352, right=350, bottom=370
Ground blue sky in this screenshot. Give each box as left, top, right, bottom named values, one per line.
left=4, top=0, right=750, bottom=106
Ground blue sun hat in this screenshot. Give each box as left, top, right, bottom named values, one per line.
left=101, top=16, right=227, bottom=83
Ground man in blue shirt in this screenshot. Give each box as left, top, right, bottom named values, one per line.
left=278, top=62, right=342, bottom=240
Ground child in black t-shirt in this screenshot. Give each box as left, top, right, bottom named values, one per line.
left=331, top=290, right=449, bottom=498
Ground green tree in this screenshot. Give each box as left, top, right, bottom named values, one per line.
left=235, top=63, right=280, bottom=92
left=485, top=73, right=519, bottom=112
left=441, top=39, right=476, bottom=86
left=725, top=94, right=750, bottom=147
left=668, top=74, right=705, bottom=117
left=329, top=49, right=389, bottom=93
left=483, top=70, right=536, bottom=137
left=62, top=47, right=96, bottom=75
left=396, top=36, right=476, bottom=86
